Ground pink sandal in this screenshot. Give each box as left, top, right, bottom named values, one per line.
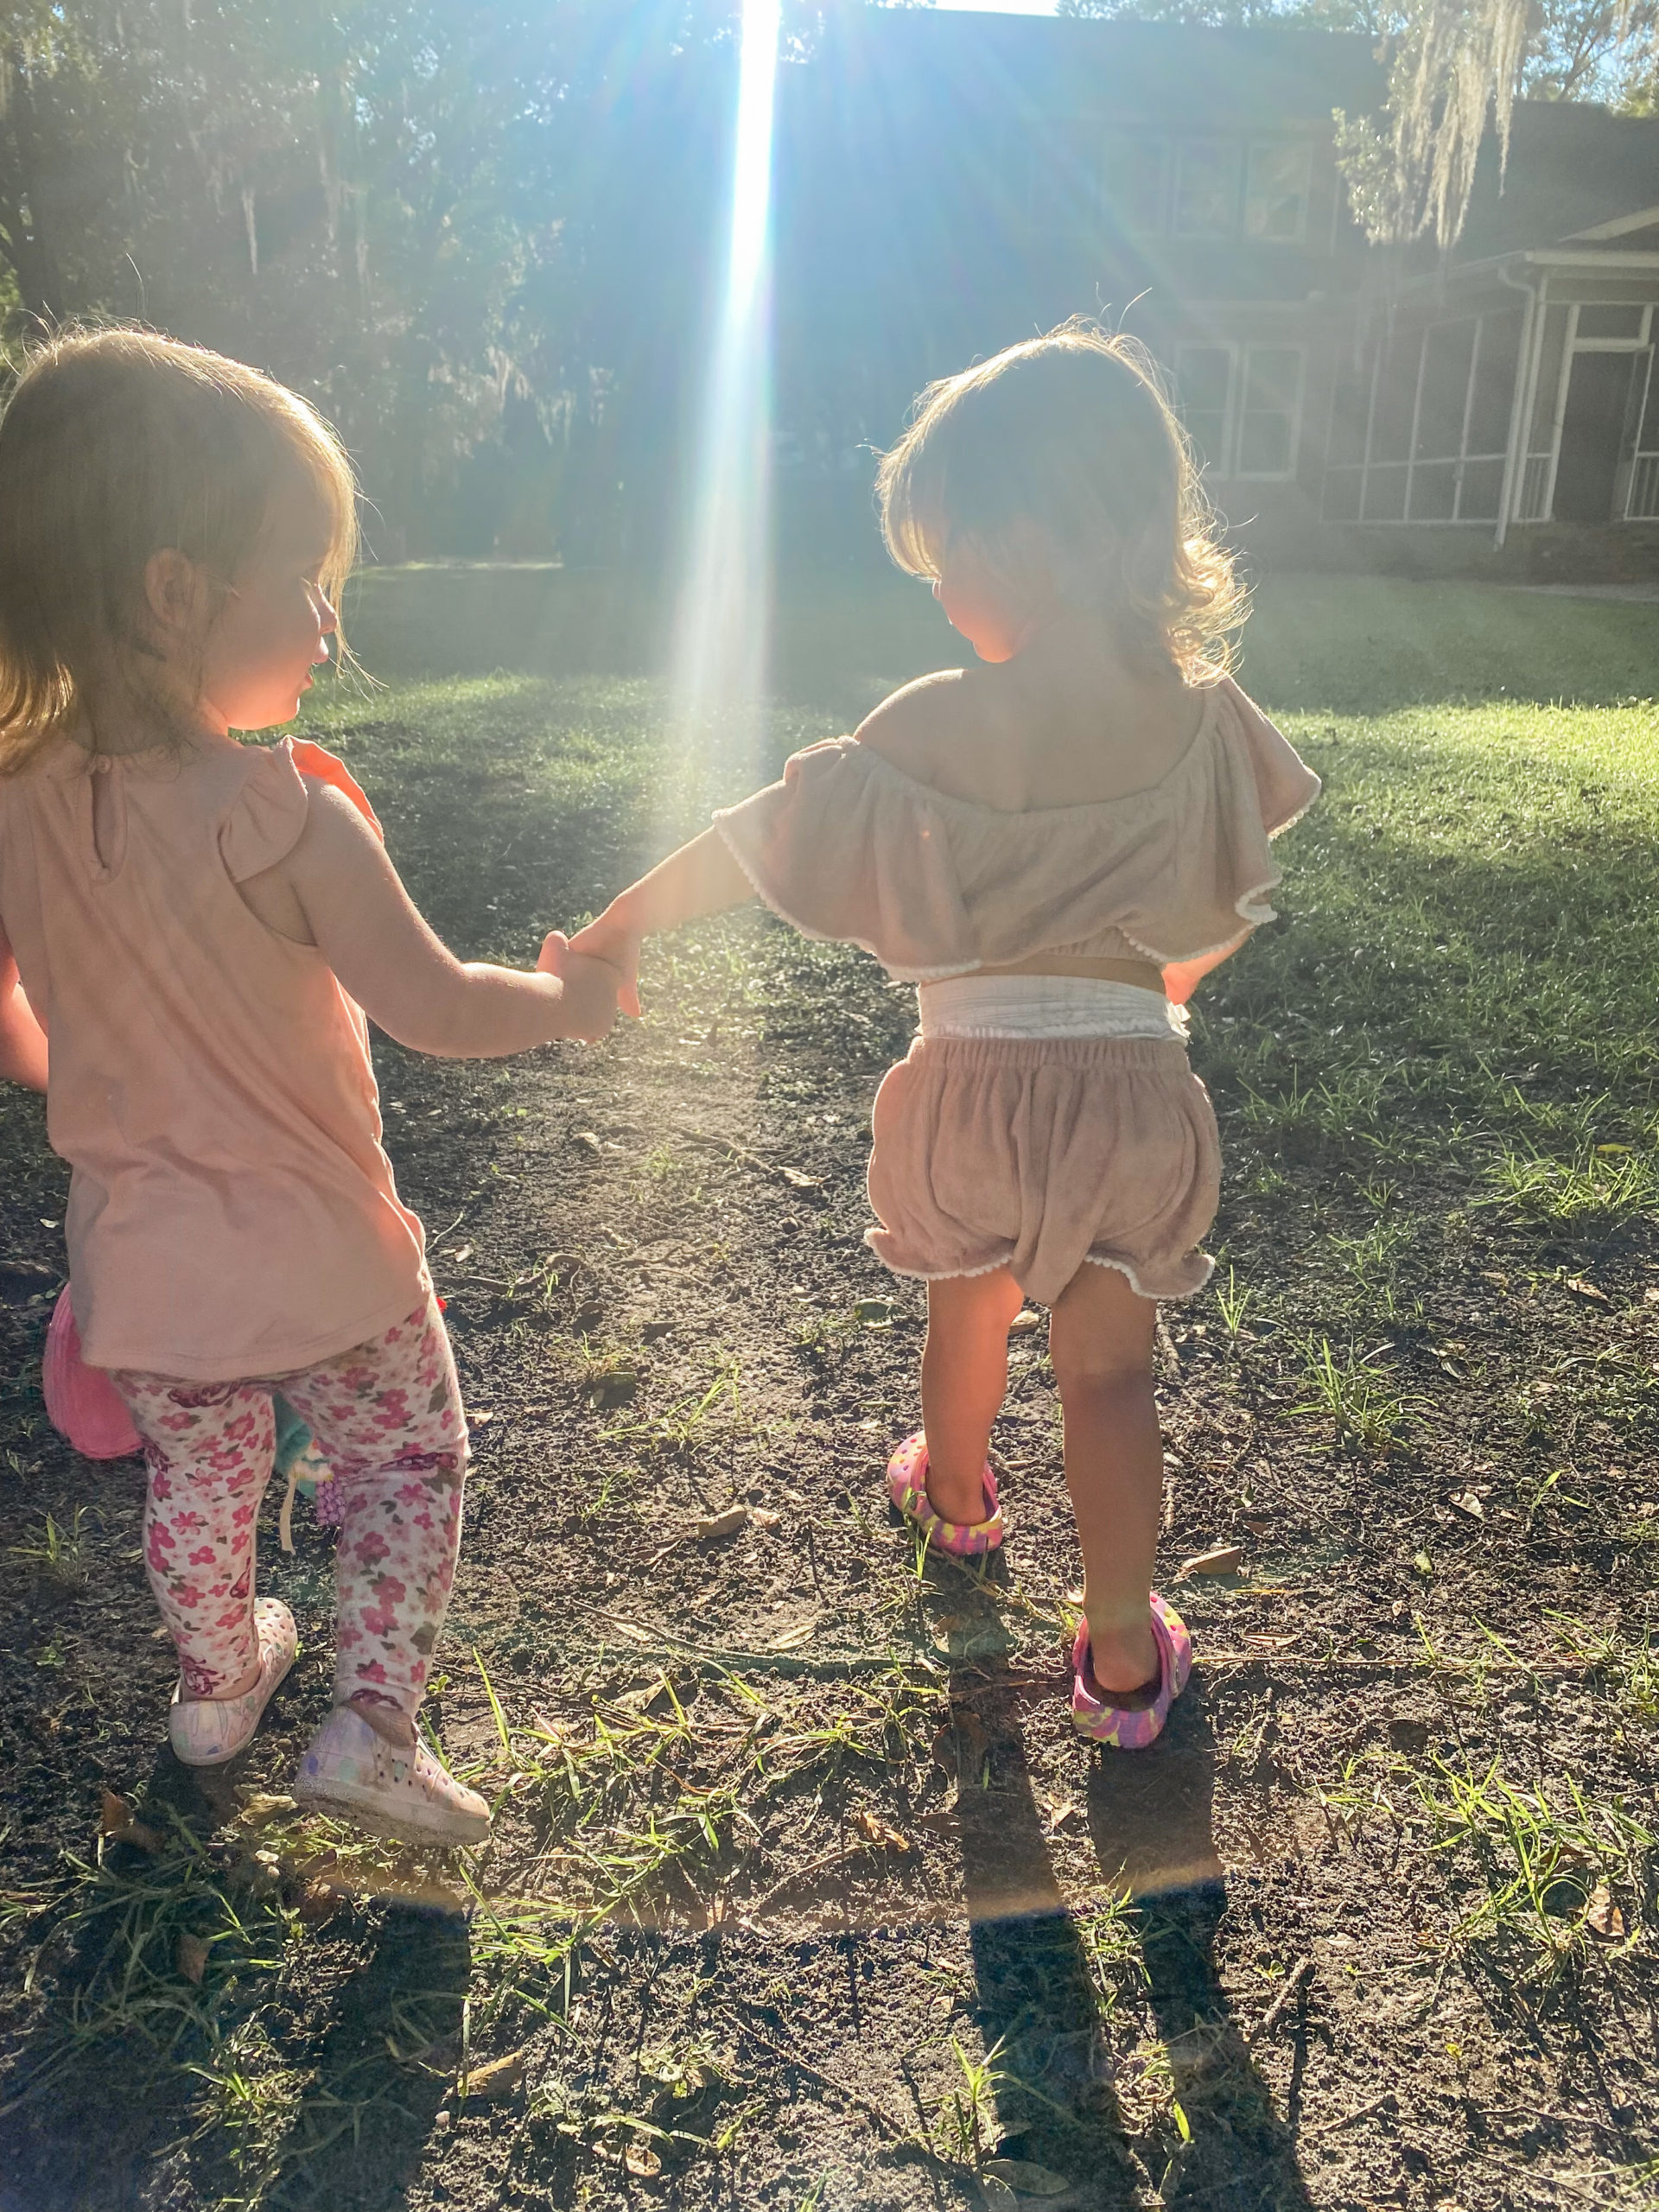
left=887, top=1432, right=1003, bottom=1559
left=1070, top=1592, right=1192, bottom=1751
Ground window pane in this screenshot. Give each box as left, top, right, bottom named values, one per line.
left=1243, top=347, right=1300, bottom=413
left=1102, top=137, right=1166, bottom=234
left=1330, top=359, right=1372, bottom=466
left=1465, top=311, right=1522, bottom=454
left=1237, top=411, right=1291, bottom=474
left=1408, top=461, right=1457, bottom=519
left=1577, top=304, right=1643, bottom=340
left=1244, top=143, right=1311, bottom=241
left=1362, top=463, right=1408, bottom=521
left=1370, top=331, right=1421, bottom=463
left=1174, top=143, right=1241, bottom=237
left=1175, top=346, right=1233, bottom=470
left=1457, top=458, right=1504, bottom=519
left=1177, top=347, right=1232, bottom=414
left=1415, top=321, right=1476, bottom=460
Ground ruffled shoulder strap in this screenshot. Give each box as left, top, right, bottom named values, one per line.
left=1214, top=676, right=1321, bottom=837
left=714, top=738, right=975, bottom=978
left=219, top=740, right=309, bottom=883
left=219, top=739, right=383, bottom=882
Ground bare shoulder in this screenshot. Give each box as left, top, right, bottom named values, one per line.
left=852, top=669, right=980, bottom=779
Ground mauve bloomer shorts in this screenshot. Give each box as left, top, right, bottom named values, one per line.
left=865, top=1035, right=1221, bottom=1308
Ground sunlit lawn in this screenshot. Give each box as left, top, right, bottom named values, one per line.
left=3, top=572, right=1657, bottom=2210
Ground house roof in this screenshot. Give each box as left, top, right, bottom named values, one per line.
left=1453, top=101, right=1659, bottom=258
left=817, top=9, right=1383, bottom=129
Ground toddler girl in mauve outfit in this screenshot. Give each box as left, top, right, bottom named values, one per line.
left=574, top=323, right=1318, bottom=1749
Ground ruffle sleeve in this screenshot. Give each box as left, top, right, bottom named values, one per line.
left=1219, top=677, right=1322, bottom=838
left=709, top=687, right=1319, bottom=981
left=219, top=739, right=384, bottom=882
left=715, top=741, right=978, bottom=977
left=219, top=740, right=309, bottom=883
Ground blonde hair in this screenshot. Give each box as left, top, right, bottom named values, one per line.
left=0, top=325, right=359, bottom=773
left=876, top=320, right=1243, bottom=682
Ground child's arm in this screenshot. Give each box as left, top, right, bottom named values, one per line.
left=568, top=829, right=753, bottom=1017
left=0, top=934, right=48, bottom=1091
left=265, top=785, right=620, bottom=1053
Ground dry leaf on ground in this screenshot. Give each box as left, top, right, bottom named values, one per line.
left=692, top=1506, right=748, bottom=1541
left=463, top=2047, right=529, bottom=2101
left=1180, top=1543, right=1244, bottom=1576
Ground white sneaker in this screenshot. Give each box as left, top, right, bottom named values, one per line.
left=168, top=1599, right=298, bottom=1767
left=292, top=1706, right=491, bottom=1847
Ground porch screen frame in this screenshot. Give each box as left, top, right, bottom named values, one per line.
left=1515, top=301, right=1655, bottom=524
left=1322, top=308, right=1522, bottom=525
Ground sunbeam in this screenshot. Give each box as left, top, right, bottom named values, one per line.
left=667, top=0, right=782, bottom=779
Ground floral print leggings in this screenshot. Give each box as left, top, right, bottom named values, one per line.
left=111, top=1300, right=467, bottom=1717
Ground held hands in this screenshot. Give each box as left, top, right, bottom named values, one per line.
left=566, top=904, right=645, bottom=1020
left=537, top=931, right=622, bottom=1043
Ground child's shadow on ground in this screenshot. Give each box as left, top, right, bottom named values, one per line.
left=259, top=1898, right=467, bottom=2212
left=947, top=1668, right=1313, bottom=2211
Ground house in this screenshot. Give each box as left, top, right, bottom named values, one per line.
left=771, top=10, right=1659, bottom=577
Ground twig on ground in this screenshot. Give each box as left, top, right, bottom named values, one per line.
left=1306, top=2088, right=1399, bottom=2138
left=1247, top=1954, right=1314, bottom=2045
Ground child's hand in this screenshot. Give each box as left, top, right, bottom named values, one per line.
left=567, top=907, right=645, bottom=1019
left=537, top=931, right=620, bottom=1042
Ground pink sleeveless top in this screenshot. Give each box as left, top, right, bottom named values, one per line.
left=0, top=731, right=428, bottom=1380
left=712, top=676, right=1320, bottom=982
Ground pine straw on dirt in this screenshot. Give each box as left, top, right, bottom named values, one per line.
left=2, top=579, right=1657, bottom=2212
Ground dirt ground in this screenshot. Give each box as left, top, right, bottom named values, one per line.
left=2, top=642, right=1657, bottom=2212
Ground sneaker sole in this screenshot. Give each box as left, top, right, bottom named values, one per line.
left=169, top=1647, right=298, bottom=1768
left=291, top=1778, right=490, bottom=1849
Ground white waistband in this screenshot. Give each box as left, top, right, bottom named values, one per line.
left=916, top=974, right=1188, bottom=1041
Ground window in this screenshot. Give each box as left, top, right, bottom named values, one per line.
left=1236, top=347, right=1303, bottom=476
left=1175, top=346, right=1233, bottom=474
left=1102, top=137, right=1167, bottom=234
left=1321, top=309, right=1525, bottom=524
left=1173, top=143, right=1241, bottom=238
left=1576, top=304, right=1644, bottom=341
left=1244, top=143, right=1311, bottom=243
left=1175, top=342, right=1304, bottom=480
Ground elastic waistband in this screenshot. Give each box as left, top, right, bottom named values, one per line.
left=905, top=1033, right=1193, bottom=1074
left=917, top=972, right=1185, bottom=1043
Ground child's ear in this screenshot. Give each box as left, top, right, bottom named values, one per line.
left=143, top=547, right=213, bottom=641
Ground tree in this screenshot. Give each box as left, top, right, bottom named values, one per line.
left=1058, top=0, right=1659, bottom=241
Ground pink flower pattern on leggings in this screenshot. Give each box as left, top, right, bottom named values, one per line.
left=111, top=1300, right=467, bottom=1712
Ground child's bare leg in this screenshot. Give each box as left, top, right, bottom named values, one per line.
left=920, top=1269, right=1027, bottom=1522
left=1048, top=1263, right=1163, bottom=1698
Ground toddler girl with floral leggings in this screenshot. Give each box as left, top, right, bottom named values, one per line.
left=575, top=324, right=1318, bottom=1751
left=0, top=328, right=618, bottom=1843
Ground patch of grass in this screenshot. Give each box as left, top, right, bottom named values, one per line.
left=1412, top=1757, right=1655, bottom=1984
left=6, top=1508, right=92, bottom=1592
left=1292, top=1338, right=1421, bottom=1454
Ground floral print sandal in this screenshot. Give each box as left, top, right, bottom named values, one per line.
left=887, top=1431, right=1003, bottom=1559
left=1070, top=1592, right=1192, bottom=1751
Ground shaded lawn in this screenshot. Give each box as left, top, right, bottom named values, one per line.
left=0, top=577, right=1656, bottom=2212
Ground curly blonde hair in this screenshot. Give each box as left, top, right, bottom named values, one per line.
left=0, top=325, right=359, bottom=774
left=876, top=320, right=1243, bottom=682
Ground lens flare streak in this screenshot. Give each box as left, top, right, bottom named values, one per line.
left=669, top=0, right=782, bottom=766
